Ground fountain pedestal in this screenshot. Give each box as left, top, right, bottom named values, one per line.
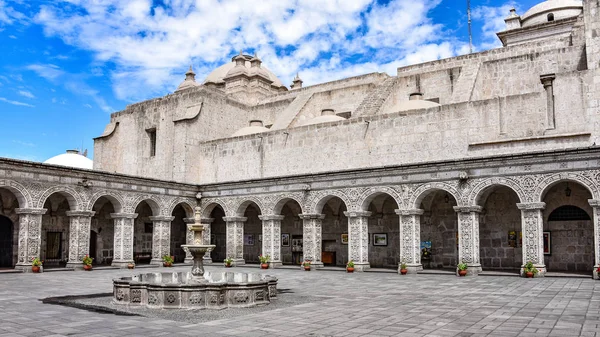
left=181, top=222, right=215, bottom=279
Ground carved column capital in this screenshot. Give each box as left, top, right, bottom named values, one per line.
left=258, top=215, right=285, bottom=221
left=298, top=213, right=325, bottom=220
left=453, top=206, right=483, bottom=213
left=223, top=216, right=247, bottom=222
left=395, top=209, right=424, bottom=216
left=110, top=212, right=138, bottom=219
left=15, top=208, right=47, bottom=215
left=517, top=202, right=546, bottom=210
left=343, top=211, right=372, bottom=218
left=149, top=215, right=175, bottom=222
left=66, top=210, right=95, bottom=217
left=588, top=199, right=600, bottom=208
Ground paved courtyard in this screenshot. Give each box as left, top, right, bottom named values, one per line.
left=0, top=266, right=599, bottom=337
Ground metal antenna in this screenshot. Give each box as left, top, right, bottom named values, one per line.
left=467, top=0, right=473, bottom=54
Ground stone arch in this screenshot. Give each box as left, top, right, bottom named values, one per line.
left=166, top=198, right=195, bottom=218
left=535, top=172, right=598, bottom=202
left=0, top=179, right=31, bottom=208
left=36, top=185, right=82, bottom=210
left=410, top=182, right=461, bottom=209
left=234, top=197, right=265, bottom=216
left=468, top=178, right=525, bottom=205
left=87, top=190, right=124, bottom=213
left=272, top=196, right=305, bottom=215
left=310, top=190, right=351, bottom=214
left=129, top=195, right=161, bottom=216
left=358, top=187, right=401, bottom=211
left=200, top=199, right=229, bottom=218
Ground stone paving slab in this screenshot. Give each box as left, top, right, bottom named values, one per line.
left=0, top=266, right=599, bottom=336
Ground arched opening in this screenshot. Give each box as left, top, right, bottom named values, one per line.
left=277, top=199, right=303, bottom=265
left=171, top=204, right=191, bottom=263
left=133, top=200, right=156, bottom=265
left=366, top=193, right=400, bottom=269
left=319, top=196, right=348, bottom=267
left=0, top=187, right=19, bottom=269
left=209, top=205, right=226, bottom=262
left=478, top=185, right=521, bottom=271
left=542, top=181, right=593, bottom=273
left=91, top=196, right=118, bottom=265
left=241, top=202, right=262, bottom=264
left=41, top=192, right=73, bottom=268
left=419, top=190, right=458, bottom=269
left=547, top=13, right=555, bottom=22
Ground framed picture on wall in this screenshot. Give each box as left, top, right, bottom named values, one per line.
left=373, top=233, right=387, bottom=246
left=244, top=234, right=254, bottom=246
left=281, top=233, right=290, bottom=247
left=341, top=233, right=348, bottom=245
left=543, top=231, right=551, bottom=255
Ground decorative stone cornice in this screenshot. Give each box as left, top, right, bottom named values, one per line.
left=110, top=212, right=138, bottom=219
left=149, top=216, right=175, bottom=222
left=201, top=217, right=215, bottom=224
left=65, top=211, right=96, bottom=217
left=516, top=202, right=546, bottom=210
left=453, top=206, right=483, bottom=213
left=588, top=199, right=600, bottom=208
left=298, top=213, right=325, bottom=220
left=15, top=208, right=47, bottom=215
left=184, top=217, right=195, bottom=224
left=222, top=216, right=247, bottom=222
left=258, top=215, right=285, bottom=221
left=395, top=209, right=424, bottom=216
left=343, top=211, right=372, bottom=218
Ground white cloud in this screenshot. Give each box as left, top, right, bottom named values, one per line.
left=472, top=2, right=519, bottom=50
left=84, top=103, right=92, bottom=108
left=12, top=140, right=35, bottom=147
left=0, top=0, right=27, bottom=25
left=17, top=90, right=34, bottom=98
left=0, top=97, right=34, bottom=107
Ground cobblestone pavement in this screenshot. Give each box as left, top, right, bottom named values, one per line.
left=0, top=265, right=599, bottom=337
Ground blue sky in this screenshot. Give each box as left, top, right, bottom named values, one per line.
left=0, top=0, right=541, bottom=163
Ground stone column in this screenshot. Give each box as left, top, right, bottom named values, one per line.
left=223, top=216, right=246, bottom=266
left=15, top=208, right=47, bottom=272
left=183, top=217, right=195, bottom=264
left=259, top=215, right=284, bottom=268
left=65, top=211, right=95, bottom=269
left=201, top=218, right=214, bottom=263
left=344, top=211, right=371, bottom=271
left=395, top=209, right=424, bottom=274
left=298, top=213, right=325, bottom=268
left=589, top=200, right=600, bottom=280
left=111, top=213, right=138, bottom=268
left=149, top=216, right=175, bottom=266
left=540, top=74, right=556, bottom=130
left=454, top=206, right=482, bottom=276
left=517, top=202, right=546, bottom=277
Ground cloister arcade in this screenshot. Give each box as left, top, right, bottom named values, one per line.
left=1, top=159, right=600, bottom=278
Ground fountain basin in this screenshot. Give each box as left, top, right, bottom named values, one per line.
left=113, top=271, right=278, bottom=309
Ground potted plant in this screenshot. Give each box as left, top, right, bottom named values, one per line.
left=31, top=257, right=42, bottom=273
left=457, top=262, right=468, bottom=276
left=127, top=263, right=135, bottom=269
left=82, top=255, right=93, bottom=271
left=224, top=257, right=233, bottom=268
left=346, top=260, right=355, bottom=273
left=302, top=260, right=311, bottom=271
left=400, top=261, right=408, bottom=275
left=258, top=255, right=270, bottom=269
left=162, top=255, right=174, bottom=267
left=523, top=261, right=538, bottom=278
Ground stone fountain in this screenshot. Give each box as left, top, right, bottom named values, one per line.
left=113, top=208, right=278, bottom=309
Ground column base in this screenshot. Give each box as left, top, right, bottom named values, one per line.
left=310, top=262, right=324, bottom=269
left=593, top=265, right=599, bottom=280
left=269, top=261, right=282, bottom=269
left=353, top=263, right=370, bottom=272
left=184, top=257, right=193, bottom=264
left=400, top=264, right=422, bottom=274
left=461, top=263, right=482, bottom=276
left=520, top=265, right=546, bottom=278
left=16, top=263, right=34, bottom=272
left=112, top=260, right=135, bottom=268
left=150, top=259, right=163, bottom=266
left=66, top=262, right=84, bottom=270
left=233, top=259, right=245, bottom=266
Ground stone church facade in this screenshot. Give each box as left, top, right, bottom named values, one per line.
left=1, top=0, right=600, bottom=278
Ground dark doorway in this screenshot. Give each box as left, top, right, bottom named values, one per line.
left=90, top=230, right=97, bottom=265
left=0, top=215, right=14, bottom=268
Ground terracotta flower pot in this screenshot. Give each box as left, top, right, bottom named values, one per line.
left=400, top=269, right=408, bottom=275
left=304, top=266, right=310, bottom=271
left=458, top=270, right=467, bottom=277
left=83, top=264, right=92, bottom=271
left=526, top=271, right=534, bottom=278
left=346, top=267, right=354, bottom=273
left=163, top=262, right=172, bottom=267
left=127, top=263, right=135, bottom=269
left=261, top=263, right=269, bottom=269
left=31, top=266, right=41, bottom=273
left=225, top=263, right=232, bottom=268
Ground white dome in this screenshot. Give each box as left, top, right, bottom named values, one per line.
left=521, top=0, right=583, bottom=27
left=385, top=99, right=441, bottom=113
left=231, top=125, right=270, bottom=137
left=299, top=115, right=346, bottom=126
left=205, top=56, right=285, bottom=88
left=44, top=150, right=93, bottom=170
